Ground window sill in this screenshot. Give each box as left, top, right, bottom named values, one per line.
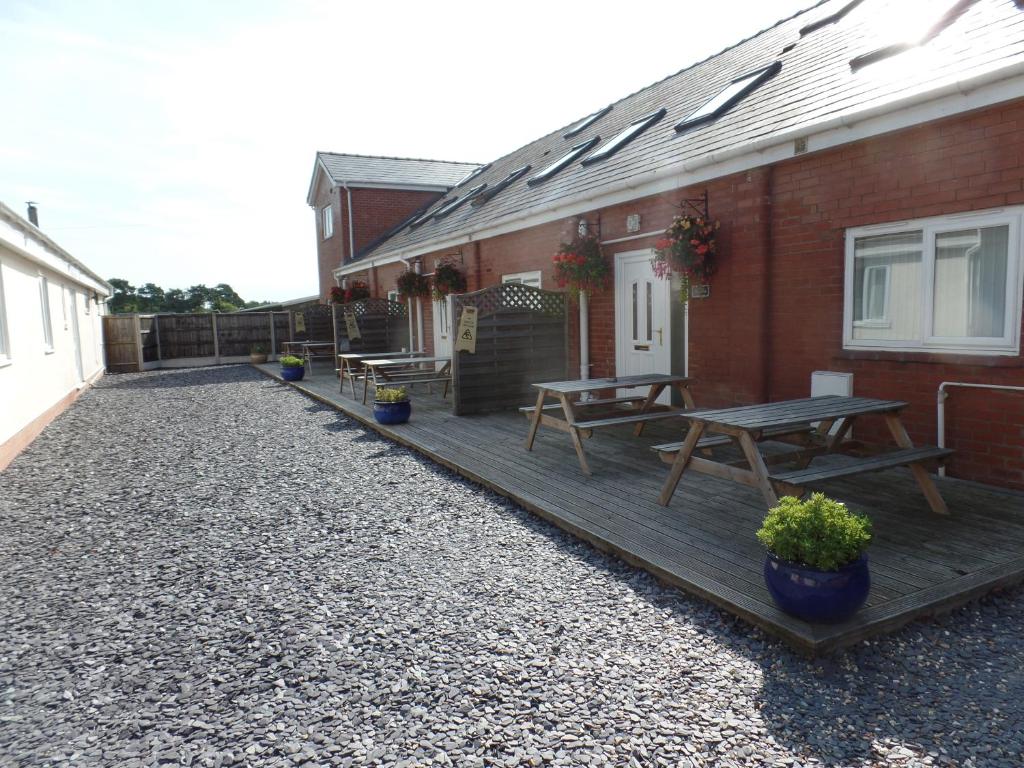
left=0, top=358, right=11, bottom=368
left=836, top=348, right=1024, bottom=368
left=44, top=348, right=55, bottom=355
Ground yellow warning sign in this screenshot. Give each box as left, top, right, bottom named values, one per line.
left=344, top=312, right=361, bottom=341
left=454, top=306, right=478, bottom=354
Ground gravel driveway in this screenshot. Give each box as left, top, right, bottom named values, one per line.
left=1, top=366, right=1022, bottom=767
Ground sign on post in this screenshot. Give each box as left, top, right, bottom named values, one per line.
left=454, top=306, right=478, bottom=354
left=294, top=312, right=306, bottom=334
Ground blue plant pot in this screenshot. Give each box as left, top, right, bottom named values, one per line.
left=373, top=400, right=411, bottom=425
left=281, top=365, right=305, bottom=382
left=764, top=552, right=870, bottom=624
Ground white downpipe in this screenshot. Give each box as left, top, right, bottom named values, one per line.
left=413, top=259, right=425, bottom=353
left=343, top=183, right=355, bottom=262
left=936, top=381, right=1024, bottom=476
left=579, top=290, right=590, bottom=381
left=407, top=298, right=414, bottom=352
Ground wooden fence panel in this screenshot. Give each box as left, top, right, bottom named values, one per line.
left=452, top=283, right=568, bottom=416
left=154, top=314, right=216, bottom=359
left=333, top=298, right=410, bottom=353
left=215, top=313, right=278, bottom=357
left=102, top=315, right=140, bottom=372
left=292, top=304, right=333, bottom=343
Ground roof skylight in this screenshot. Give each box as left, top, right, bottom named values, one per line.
left=527, top=138, right=601, bottom=186
left=432, top=184, right=487, bottom=220
left=581, top=109, right=666, bottom=166
left=472, top=165, right=532, bottom=207
left=454, top=163, right=491, bottom=188
left=674, top=61, right=782, bottom=132
left=563, top=105, right=612, bottom=139
left=799, top=0, right=866, bottom=36
left=849, top=0, right=976, bottom=71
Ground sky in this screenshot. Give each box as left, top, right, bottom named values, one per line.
left=0, top=0, right=815, bottom=303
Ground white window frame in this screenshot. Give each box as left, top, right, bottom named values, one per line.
left=502, top=271, right=542, bottom=288
left=322, top=205, right=334, bottom=240
left=854, top=263, right=890, bottom=328
left=39, top=275, right=55, bottom=352
left=0, top=261, right=9, bottom=364
left=843, top=206, right=1024, bottom=355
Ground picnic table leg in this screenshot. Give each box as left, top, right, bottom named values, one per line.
left=558, top=393, right=591, bottom=476
left=363, top=367, right=374, bottom=405
left=633, top=384, right=667, bottom=437
left=737, top=431, right=781, bottom=508
left=524, top=389, right=547, bottom=451
left=675, top=383, right=697, bottom=410
left=658, top=421, right=704, bottom=506
left=883, top=413, right=949, bottom=515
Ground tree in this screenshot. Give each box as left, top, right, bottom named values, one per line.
left=107, top=278, right=138, bottom=313
left=136, top=283, right=165, bottom=313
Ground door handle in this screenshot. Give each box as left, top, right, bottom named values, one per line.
left=655, top=327, right=663, bottom=345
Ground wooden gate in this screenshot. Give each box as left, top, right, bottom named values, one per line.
left=451, top=283, right=568, bottom=415
left=102, top=315, right=141, bottom=372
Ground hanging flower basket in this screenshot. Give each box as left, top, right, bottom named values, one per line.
left=432, top=260, right=467, bottom=301
left=552, top=233, right=609, bottom=300
left=396, top=270, right=431, bottom=300
left=652, top=214, right=720, bottom=302
left=330, top=281, right=370, bottom=304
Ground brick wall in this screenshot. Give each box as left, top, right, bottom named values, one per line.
left=337, top=98, right=1024, bottom=489
left=311, top=184, right=443, bottom=302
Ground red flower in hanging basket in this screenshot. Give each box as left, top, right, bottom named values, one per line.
left=396, top=270, right=431, bottom=300
left=651, top=212, right=720, bottom=302
left=551, top=233, right=609, bottom=300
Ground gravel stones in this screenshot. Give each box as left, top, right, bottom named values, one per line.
left=1, top=365, right=1022, bottom=767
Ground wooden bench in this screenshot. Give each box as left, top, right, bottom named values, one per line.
left=518, top=395, right=646, bottom=415
left=769, top=446, right=954, bottom=496
left=652, top=424, right=816, bottom=462
left=573, top=410, right=691, bottom=430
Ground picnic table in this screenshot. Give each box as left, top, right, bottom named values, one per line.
left=338, top=351, right=426, bottom=397
left=523, top=373, right=696, bottom=476
left=282, top=341, right=335, bottom=374
left=655, top=395, right=953, bottom=514
left=361, top=357, right=452, bottom=404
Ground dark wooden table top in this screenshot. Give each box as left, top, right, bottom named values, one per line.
left=686, top=396, right=907, bottom=430
left=533, top=374, right=691, bottom=394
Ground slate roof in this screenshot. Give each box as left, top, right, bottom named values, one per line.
left=356, top=0, right=1024, bottom=263
left=315, top=153, right=482, bottom=190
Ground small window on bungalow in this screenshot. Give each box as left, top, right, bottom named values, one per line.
left=39, top=275, right=54, bottom=352
left=799, top=0, right=867, bottom=35
left=408, top=206, right=437, bottom=229
left=563, top=105, right=612, bottom=139
left=674, top=61, right=782, bottom=131
left=0, top=262, right=9, bottom=361
left=527, top=137, right=600, bottom=187
left=582, top=109, right=666, bottom=166
left=844, top=207, right=1023, bottom=355
left=473, top=165, right=532, bottom=207
left=321, top=205, right=334, bottom=239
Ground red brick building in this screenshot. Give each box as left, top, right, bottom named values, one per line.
left=306, top=153, right=481, bottom=300
left=325, top=0, right=1024, bottom=489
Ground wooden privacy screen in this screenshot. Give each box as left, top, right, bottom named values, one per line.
left=452, top=283, right=568, bottom=416
left=333, top=298, right=410, bottom=353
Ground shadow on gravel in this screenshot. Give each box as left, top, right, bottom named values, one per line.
left=95, top=365, right=258, bottom=390
left=756, top=590, right=1024, bottom=766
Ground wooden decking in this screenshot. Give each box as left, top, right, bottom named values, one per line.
left=257, top=363, right=1024, bottom=655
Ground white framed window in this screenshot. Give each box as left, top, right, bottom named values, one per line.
left=502, top=271, right=542, bottom=289
left=0, top=262, right=9, bottom=362
left=321, top=205, right=334, bottom=239
left=844, top=206, right=1023, bottom=355
left=39, top=275, right=54, bottom=352
left=387, top=290, right=400, bottom=305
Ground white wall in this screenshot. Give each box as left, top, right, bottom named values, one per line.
left=0, top=212, right=108, bottom=453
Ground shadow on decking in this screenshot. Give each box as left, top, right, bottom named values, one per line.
left=253, top=363, right=1024, bottom=658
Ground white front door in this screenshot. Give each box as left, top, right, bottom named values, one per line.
left=432, top=296, right=453, bottom=369
left=615, top=250, right=671, bottom=403
left=68, top=289, right=84, bottom=384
